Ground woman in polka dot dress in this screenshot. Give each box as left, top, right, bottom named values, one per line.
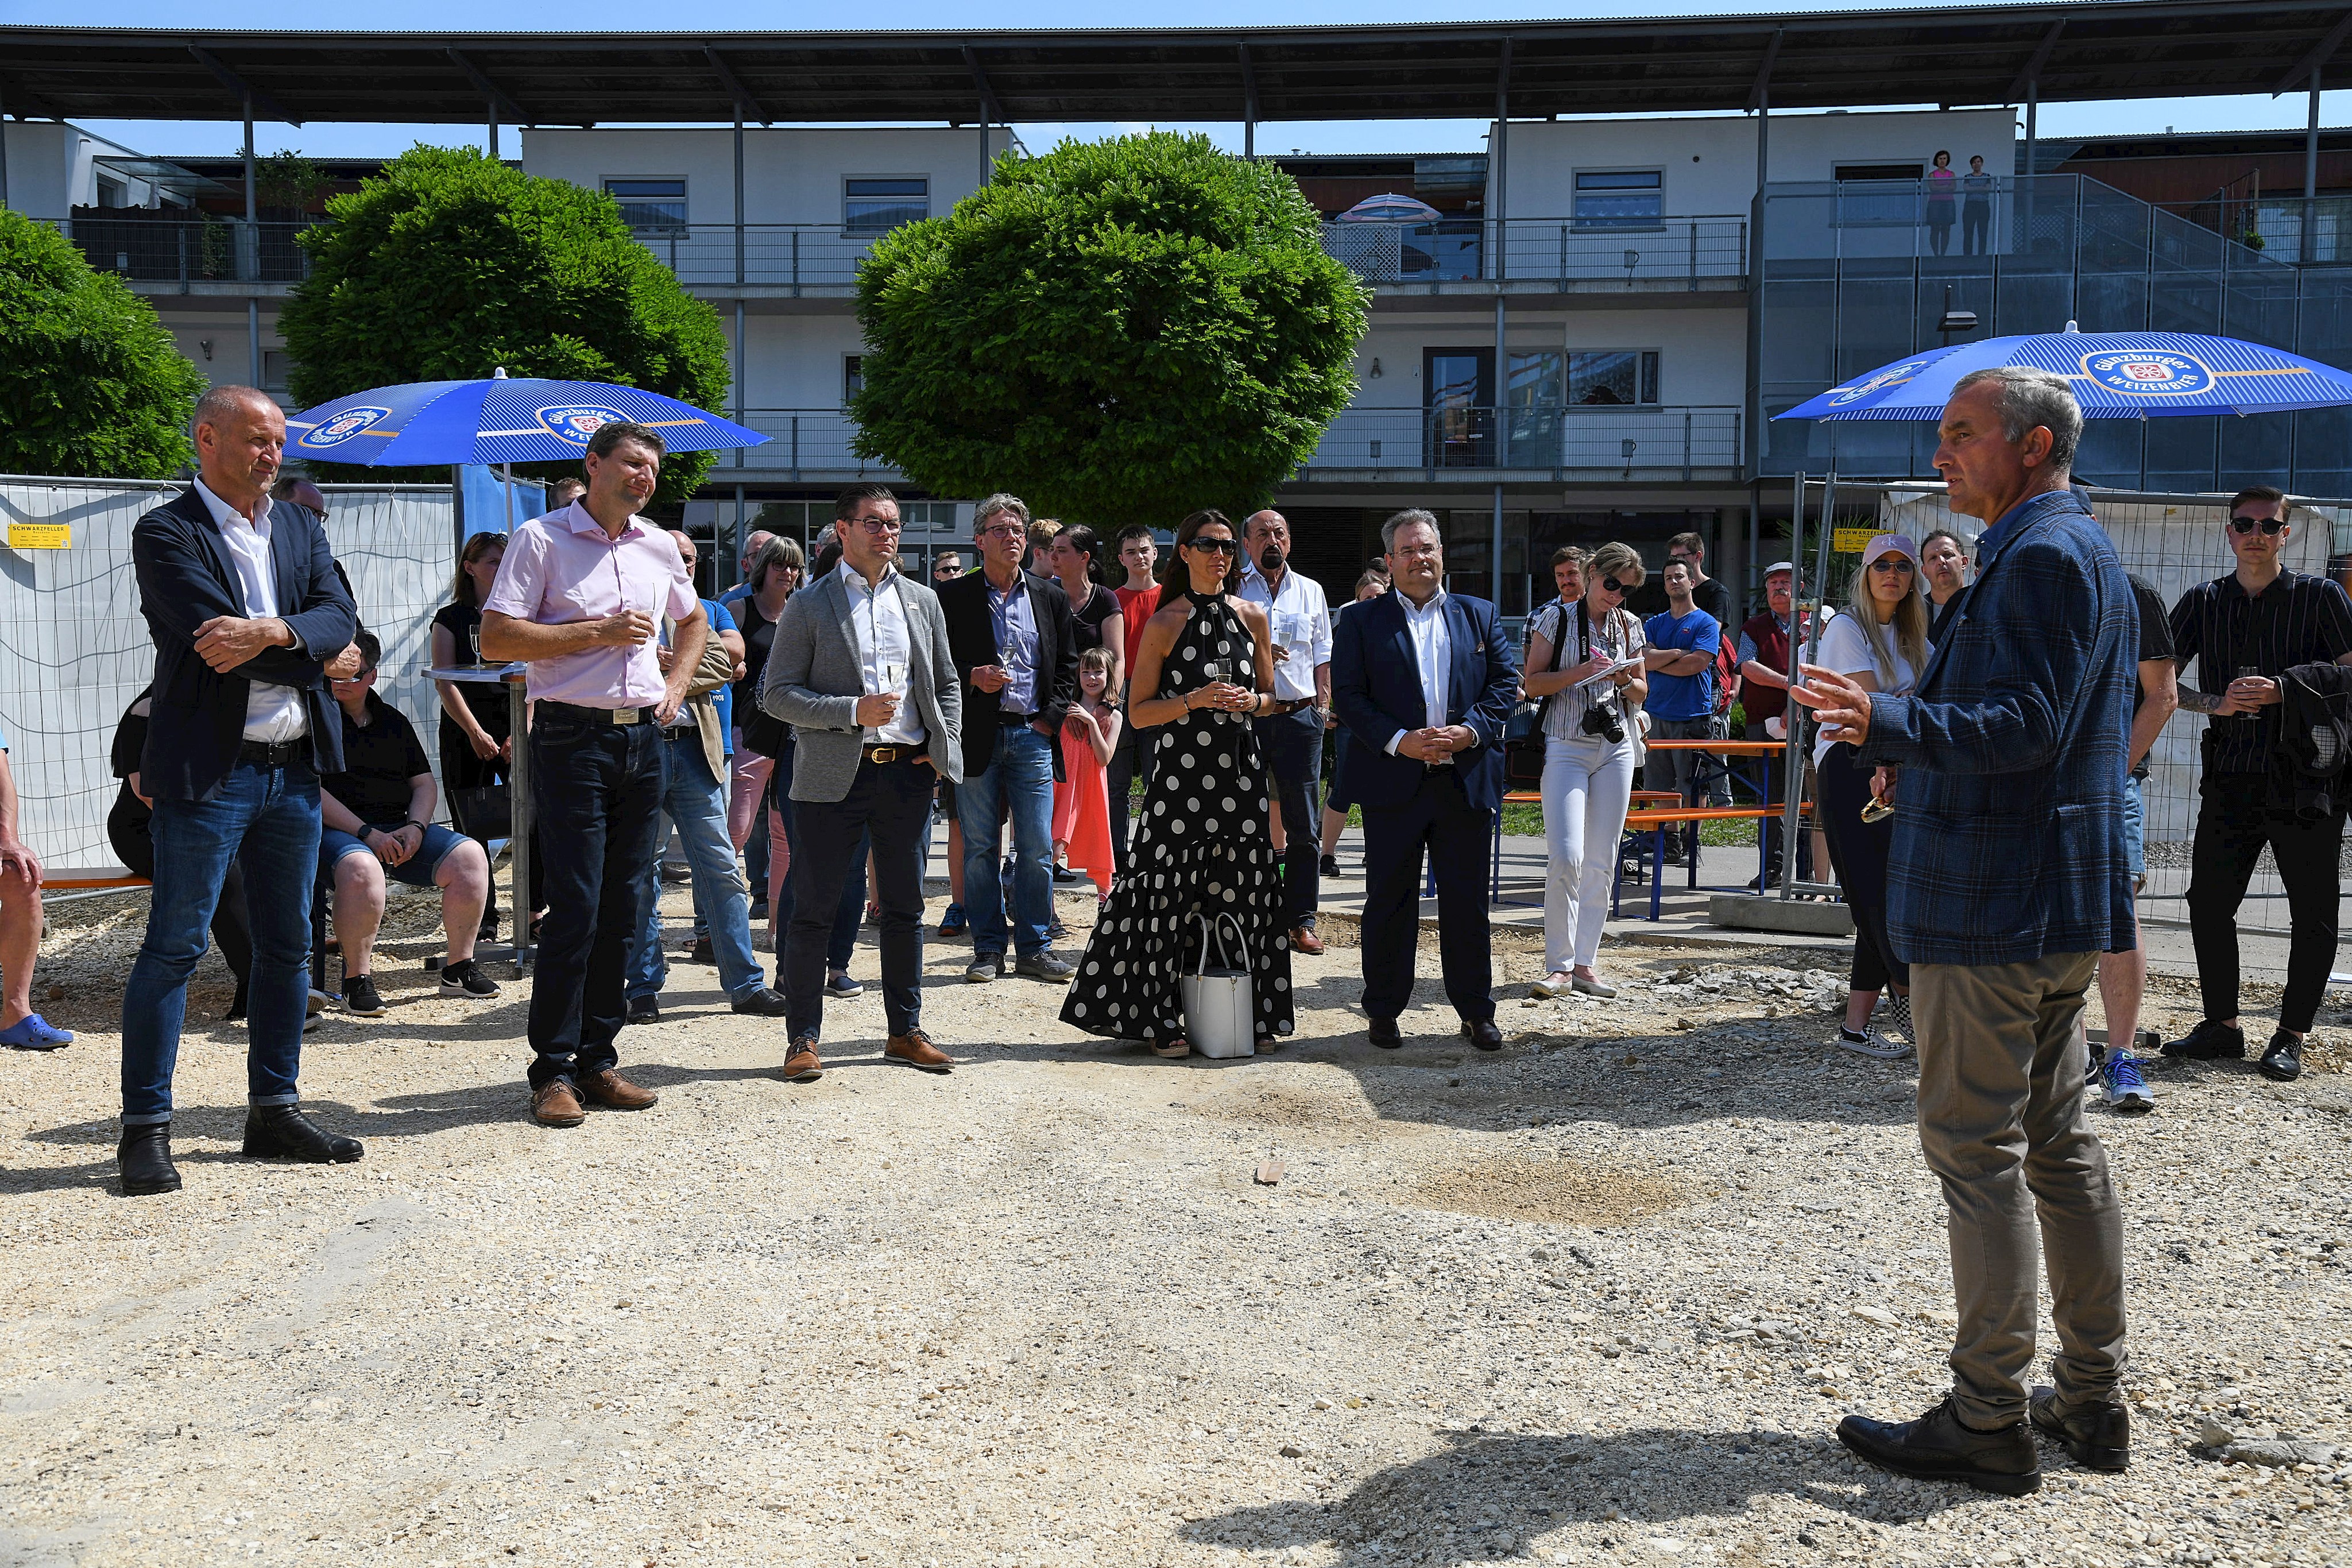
left=1059, top=510, right=1296, bottom=1057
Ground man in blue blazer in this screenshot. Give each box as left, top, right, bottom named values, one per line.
left=118, top=386, right=363, bottom=1197
left=1796, top=367, right=2134, bottom=1496
left=1331, top=509, right=1519, bottom=1050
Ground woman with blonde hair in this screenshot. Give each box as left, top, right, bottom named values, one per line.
left=1813, top=532, right=1933, bottom=1057
left=1524, top=540, right=1648, bottom=999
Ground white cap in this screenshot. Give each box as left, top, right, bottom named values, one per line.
left=1764, top=561, right=1795, bottom=577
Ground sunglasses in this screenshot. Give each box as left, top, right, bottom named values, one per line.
left=2230, top=515, right=2286, bottom=535
left=1598, top=576, right=1628, bottom=594
left=1868, top=557, right=1917, bottom=574
left=1189, top=537, right=1239, bottom=555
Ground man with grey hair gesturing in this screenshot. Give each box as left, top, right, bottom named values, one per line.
left=1793, top=366, right=2137, bottom=1494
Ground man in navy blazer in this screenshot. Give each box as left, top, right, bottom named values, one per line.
left=1332, top=509, right=1519, bottom=1050
left=117, top=386, right=363, bottom=1197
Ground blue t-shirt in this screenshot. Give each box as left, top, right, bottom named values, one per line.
left=1642, top=607, right=1720, bottom=721
left=701, top=598, right=737, bottom=752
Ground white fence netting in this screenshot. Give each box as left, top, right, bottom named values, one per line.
left=0, top=477, right=457, bottom=872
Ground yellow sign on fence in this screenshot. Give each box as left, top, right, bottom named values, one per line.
left=1831, top=526, right=1878, bottom=554
left=7, top=524, right=71, bottom=551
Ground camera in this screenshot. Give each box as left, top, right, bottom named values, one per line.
left=1580, top=699, right=1625, bottom=746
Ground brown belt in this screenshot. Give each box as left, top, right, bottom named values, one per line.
left=862, top=745, right=922, bottom=764
left=1262, top=697, right=1318, bottom=716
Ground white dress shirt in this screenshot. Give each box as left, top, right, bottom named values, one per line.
left=1386, top=588, right=1452, bottom=755
left=1237, top=565, right=1333, bottom=703
left=840, top=559, right=924, bottom=746
left=192, top=477, right=308, bottom=743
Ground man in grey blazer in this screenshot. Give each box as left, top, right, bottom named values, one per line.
left=762, top=485, right=962, bottom=1082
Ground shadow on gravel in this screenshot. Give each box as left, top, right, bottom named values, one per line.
left=1183, top=1425, right=1970, bottom=1561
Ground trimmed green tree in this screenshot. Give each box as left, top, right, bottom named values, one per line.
left=852, top=132, right=1368, bottom=526
left=282, top=146, right=731, bottom=503
left=0, top=209, right=207, bottom=479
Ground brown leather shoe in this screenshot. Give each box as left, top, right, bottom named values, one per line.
left=782, top=1040, right=824, bottom=1083
left=884, top=1029, right=955, bottom=1074
left=1290, top=926, right=1325, bottom=956
left=530, top=1080, right=586, bottom=1128
left=576, top=1068, right=658, bottom=1110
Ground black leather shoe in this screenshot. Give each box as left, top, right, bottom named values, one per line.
left=2162, top=1019, right=2245, bottom=1060
left=2029, top=1387, right=2130, bottom=1472
left=731, top=986, right=791, bottom=1017
left=1836, top=1396, right=2040, bottom=1496
left=117, top=1122, right=181, bottom=1196
left=1368, top=1016, right=1402, bottom=1049
left=242, top=1105, right=363, bottom=1164
left=626, top=996, right=660, bottom=1025
left=2259, top=1029, right=2303, bottom=1082
left=1461, top=1018, right=1504, bottom=1051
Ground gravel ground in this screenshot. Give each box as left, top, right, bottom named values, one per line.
left=2, top=887, right=2348, bottom=1568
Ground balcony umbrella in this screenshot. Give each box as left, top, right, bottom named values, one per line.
left=1774, top=323, right=2352, bottom=423
left=287, top=367, right=767, bottom=466
left=1334, top=193, right=1444, bottom=224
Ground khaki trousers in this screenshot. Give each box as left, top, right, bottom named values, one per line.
left=1912, top=952, right=2127, bottom=1426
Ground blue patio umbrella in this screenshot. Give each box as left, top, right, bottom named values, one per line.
left=1775, top=324, right=2352, bottom=423
left=285, top=367, right=767, bottom=464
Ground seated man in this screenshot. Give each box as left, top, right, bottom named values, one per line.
left=0, top=726, right=69, bottom=1050
left=316, top=633, right=500, bottom=1015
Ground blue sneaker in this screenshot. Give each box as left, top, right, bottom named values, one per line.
left=937, top=903, right=966, bottom=938
left=0, top=1013, right=73, bottom=1050
left=2099, top=1051, right=2154, bottom=1114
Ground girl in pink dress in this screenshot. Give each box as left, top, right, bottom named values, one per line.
left=1054, top=648, right=1122, bottom=898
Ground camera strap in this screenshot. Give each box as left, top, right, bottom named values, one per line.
left=1578, top=606, right=1616, bottom=715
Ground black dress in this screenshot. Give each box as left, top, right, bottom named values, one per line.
left=1059, top=590, right=1295, bottom=1047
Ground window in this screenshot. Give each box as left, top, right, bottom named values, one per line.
left=95, top=175, right=129, bottom=209
left=1567, top=350, right=1661, bottom=406
left=1574, top=170, right=1664, bottom=229
left=261, top=349, right=293, bottom=393
left=845, top=178, right=928, bottom=234
left=604, top=179, right=687, bottom=232
left=843, top=355, right=864, bottom=402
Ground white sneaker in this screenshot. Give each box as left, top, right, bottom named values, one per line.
left=1531, top=972, right=1572, bottom=998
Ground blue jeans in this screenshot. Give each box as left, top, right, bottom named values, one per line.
left=629, top=732, right=764, bottom=1002
left=957, top=723, right=1055, bottom=957
left=525, top=713, right=663, bottom=1090
left=121, top=757, right=322, bottom=1124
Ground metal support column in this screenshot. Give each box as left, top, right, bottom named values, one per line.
left=0, top=87, right=11, bottom=211
left=1491, top=42, right=1510, bottom=601
left=487, top=108, right=498, bottom=161
left=2307, top=70, right=2323, bottom=264
left=243, top=101, right=260, bottom=389
left=1745, top=80, right=1771, bottom=487
left=734, top=118, right=748, bottom=470
left=734, top=300, right=747, bottom=470
left=734, top=115, right=746, bottom=285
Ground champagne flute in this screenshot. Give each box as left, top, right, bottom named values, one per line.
left=468, top=626, right=483, bottom=667
left=1201, top=659, right=1234, bottom=723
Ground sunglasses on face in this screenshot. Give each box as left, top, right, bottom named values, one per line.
left=1869, top=557, right=1917, bottom=574
left=1599, top=576, right=1627, bottom=594
left=1189, top=537, right=1239, bottom=555
left=2230, top=515, right=2285, bottom=535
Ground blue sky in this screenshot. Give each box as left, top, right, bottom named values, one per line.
left=13, top=0, right=2349, bottom=162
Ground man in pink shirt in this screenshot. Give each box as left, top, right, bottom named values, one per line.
left=481, top=422, right=707, bottom=1128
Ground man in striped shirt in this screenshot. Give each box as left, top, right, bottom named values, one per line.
left=2165, top=485, right=2352, bottom=1083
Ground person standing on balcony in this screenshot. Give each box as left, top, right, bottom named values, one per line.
left=1793, top=365, right=2135, bottom=1496
left=2164, top=485, right=2352, bottom=1085
left=1924, top=150, right=1958, bottom=257
left=938, top=494, right=1078, bottom=985
left=479, top=422, right=707, bottom=1130
left=1962, top=154, right=1995, bottom=257
left=118, top=385, right=362, bottom=1196
left=1239, top=509, right=1334, bottom=957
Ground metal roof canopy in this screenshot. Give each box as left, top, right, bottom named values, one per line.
left=2, top=3, right=2349, bottom=129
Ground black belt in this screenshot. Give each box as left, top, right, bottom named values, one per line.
left=862, top=744, right=921, bottom=764
left=998, top=709, right=1037, bottom=725
left=541, top=699, right=659, bottom=726
left=238, top=738, right=303, bottom=766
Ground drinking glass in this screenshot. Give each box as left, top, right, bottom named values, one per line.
left=1201, top=659, right=1234, bottom=723
left=2235, top=664, right=2261, bottom=721
left=468, top=626, right=482, bottom=667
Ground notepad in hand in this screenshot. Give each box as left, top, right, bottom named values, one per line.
left=1576, top=655, right=1645, bottom=690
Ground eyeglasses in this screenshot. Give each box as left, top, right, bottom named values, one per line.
left=1188, top=537, right=1239, bottom=555
left=978, top=523, right=1026, bottom=539
left=1599, top=576, right=1628, bottom=594
left=846, top=516, right=902, bottom=533
left=1868, top=557, right=1917, bottom=574
left=2230, top=514, right=2286, bottom=535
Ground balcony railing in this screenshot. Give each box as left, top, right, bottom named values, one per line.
left=732, top=410, right=900, bottom=477
left=58, top=216, right=326, bottom=286
left=625, top=224, right=886, bottom=291
left=1319, top=215, right=1748, bottom=288
left=1301, top=405, right=1742, bottom=479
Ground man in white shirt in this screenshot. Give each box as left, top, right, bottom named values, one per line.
left=1239, top=510, right=1335, bottom=953
left=119, top=386, right=363, bottom=1197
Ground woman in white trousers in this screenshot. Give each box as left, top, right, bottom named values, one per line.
left=1524, top=541, right=1649, bottom=998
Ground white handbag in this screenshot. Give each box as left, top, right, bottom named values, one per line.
left=1181, top=912, right=1256, bottom=1060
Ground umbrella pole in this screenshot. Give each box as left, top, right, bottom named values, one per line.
left=502, top=463, right=516, bottom=531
